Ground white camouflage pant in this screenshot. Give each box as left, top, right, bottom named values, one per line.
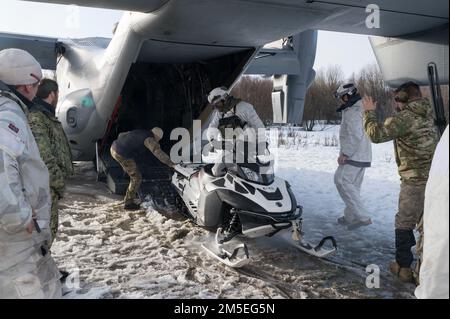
left=334, top=164, right=370, bottom=223
left=0, top=250, right=62, bottom=299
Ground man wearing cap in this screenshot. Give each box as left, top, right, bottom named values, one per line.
left=363, top=81, right=439, bottom=284
left=110, top=127, right=175, bottom=210
left=28, top=79, right=73, bottom=247
left=0, top=48, right=62, bottom=298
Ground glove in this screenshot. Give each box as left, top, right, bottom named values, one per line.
left=205, top=141, right=215, bottom=153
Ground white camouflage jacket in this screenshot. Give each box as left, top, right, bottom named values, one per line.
left=415, top=126, right=449, bottom=299
left=206, top=100, right=266, bottom=144
left=0, top=89, right=52, bottom=270
left=339, top=99, right=372, bottom=167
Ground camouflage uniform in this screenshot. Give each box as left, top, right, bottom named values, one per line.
left=144, top=136, right=175, bottom=168
left=364, top=98, right=438, bottom=273
left=111, top=132, right=174, bottom=206
left=110, top=147, right=142, bottom=204
left=28, top=100, right=73, bottom=246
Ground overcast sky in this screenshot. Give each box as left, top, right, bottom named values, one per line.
left=1, top=0, right=377, bottom=78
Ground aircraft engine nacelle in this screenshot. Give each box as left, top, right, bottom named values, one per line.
left=246, top=30, right=318, bottom=124
left=370, top=24, right=449, bottom=87
left=56, top=88, right=99, bottom=160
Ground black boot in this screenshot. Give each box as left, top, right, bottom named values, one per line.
left=395, top=229, right=416, bottom=268
left=59, top=270, right=70, bottom=283
left=124, top=201, right=140, bottom=210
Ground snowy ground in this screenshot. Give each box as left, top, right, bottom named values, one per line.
left=52, top=126, right=416, bottom=299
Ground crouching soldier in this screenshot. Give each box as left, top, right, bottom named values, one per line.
left=0, top=49, right=61, bottom=298
left=110, top=127, right=175, bottom=210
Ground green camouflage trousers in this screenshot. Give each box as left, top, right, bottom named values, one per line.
left=396, top=182, right=425, bottom=230
left=397, top=182, right=425, bottom=283
left=110, top=147, right=142, bottom=204
left=49, top=188, right=59, bottom=248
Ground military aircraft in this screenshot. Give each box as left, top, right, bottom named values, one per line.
left=0, top=0, right=448, bottom=195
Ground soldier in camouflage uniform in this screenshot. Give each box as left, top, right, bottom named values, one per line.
left=110, top=127, right=175, bottom=210
left=362, top=81, right=439, bottom=284
left=28, top=79, right=73, bottom=247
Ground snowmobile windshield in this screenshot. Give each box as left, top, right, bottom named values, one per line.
left=238, top=163, right=274, bottom=185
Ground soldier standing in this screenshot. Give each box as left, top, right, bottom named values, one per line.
left=28, top=79, right=73, bottom=247
left=333, top=83, right=373, bottom=231
left=362, top=81, right=439, bottom=284
left=415, top=125, right=449, bottom=298
left=0, top=48, right=61, bottom=298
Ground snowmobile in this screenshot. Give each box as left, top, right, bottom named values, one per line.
left=171, top=147, right=337, bottom=268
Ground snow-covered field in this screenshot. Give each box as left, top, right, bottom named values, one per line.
left=52, top=126, right=416, bottom=299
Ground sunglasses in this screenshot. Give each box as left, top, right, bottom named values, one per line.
left=30, top=73, right=42, bottom=87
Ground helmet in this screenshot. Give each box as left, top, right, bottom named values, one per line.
left=208, top=87, right=229, bottom=104
left=333, top=83, right=357, bottom=99
left=0, top=48, right=42, bottom=86
left=151, top=127, right=164, bottom=140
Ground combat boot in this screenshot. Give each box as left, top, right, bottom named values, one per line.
left=124, top=201, right=140, bottom=210
left=389, top=261, right=414, bottom=283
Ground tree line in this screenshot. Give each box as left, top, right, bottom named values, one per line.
left=232, top=64, right=449, bottom=131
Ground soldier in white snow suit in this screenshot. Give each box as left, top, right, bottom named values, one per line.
left=206, top=87, right=266, bottom=177
left=415, top=125, right=449, bottom=299
left=333, top=83, right=373, bottom=230
left=0, top=49, right=62, bottom=299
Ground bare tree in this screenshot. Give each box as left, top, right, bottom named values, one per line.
left=230, top=65, right=449, bottom=130
left=303, top=63, right=394, bottom=128
left=354, top=64, right=393, bottom=120
left=303, top=65, right=344, bottom=130
left=231, top=76, right=273, bottom=123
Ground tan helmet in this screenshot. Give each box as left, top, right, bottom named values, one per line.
left=151, top=127, right=164, bottom=141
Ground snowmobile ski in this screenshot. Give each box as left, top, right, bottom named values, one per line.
left=172, top=154, right=338, bottom=267
left=201, top=228, right=251, bottom=268
left=293, top=236, right=338, bottom=258
left=201, top=242, right=251, bottom=268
